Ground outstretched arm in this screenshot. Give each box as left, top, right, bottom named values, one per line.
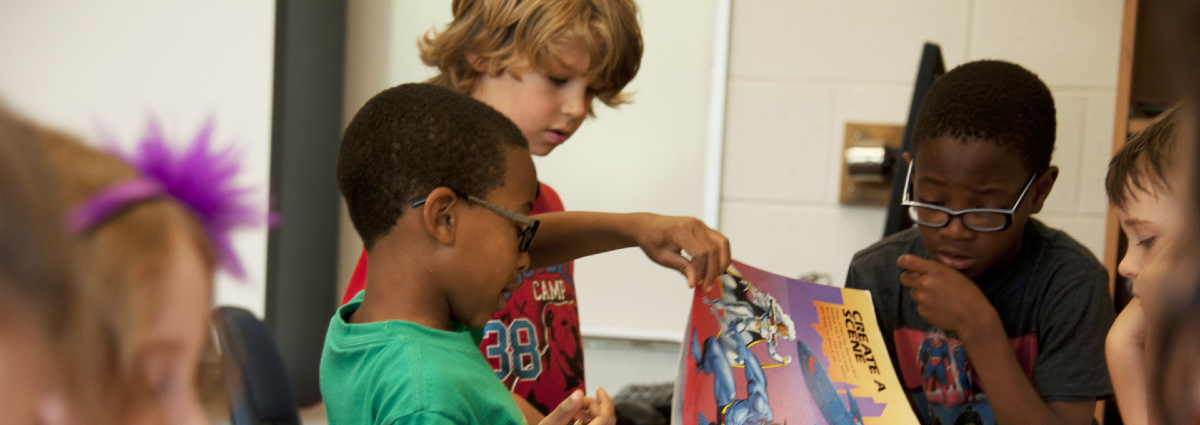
left=528, top=212, right=730, bottom=288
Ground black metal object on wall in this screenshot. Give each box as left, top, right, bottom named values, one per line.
left=883, top=43, right=945, bottom=239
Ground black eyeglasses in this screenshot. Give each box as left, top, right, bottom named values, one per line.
left=410, top=189, right=540, bottom=252
left=900, top=161, right=1037, bottom=233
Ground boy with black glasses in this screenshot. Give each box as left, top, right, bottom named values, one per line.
left=845, top=61, right=1114, bottom=425
left=321, top=83, right=729, bottom=425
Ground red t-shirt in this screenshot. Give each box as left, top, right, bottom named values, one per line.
left=340, top=182, right=584, bottom=414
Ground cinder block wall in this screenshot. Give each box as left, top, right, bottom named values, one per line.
left=720, top=0, right=1123, bottom=286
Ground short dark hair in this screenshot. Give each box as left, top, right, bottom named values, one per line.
left=336, top=83, right=528, bottom=250
left=1107, top=105, right=1184, bottom=209
left=912, top=60, right=1057, bottom=173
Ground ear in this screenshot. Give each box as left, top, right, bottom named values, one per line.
left=1028, top=166, right=1059, bottom=214
left=465, top=50, right=489, bottom=73
left=421, top=187, right=461, bottom=247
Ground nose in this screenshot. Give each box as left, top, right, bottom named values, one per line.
left=936, top=215, right=975, bottom=240
left=516, top=250, right=531, bottom=275
left=1118, top=252, right=1140, bottom=281
left=562, top=86, right=588, bottom=119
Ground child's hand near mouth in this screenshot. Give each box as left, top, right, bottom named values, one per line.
left=898, top=254, right=999, bottom=340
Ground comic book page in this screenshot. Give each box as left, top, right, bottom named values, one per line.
left=678, top=260, right=919, bottom=425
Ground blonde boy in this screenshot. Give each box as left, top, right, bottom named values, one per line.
left=422, top=0, right=641, bottom=156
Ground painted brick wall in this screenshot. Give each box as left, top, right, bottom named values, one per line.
left=720, top=0, right=1123, bottom=286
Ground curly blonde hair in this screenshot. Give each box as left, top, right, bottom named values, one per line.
left=419, top=0, right=643, bottom=110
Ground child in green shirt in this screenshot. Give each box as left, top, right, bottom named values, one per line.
left=323, top=83, right=718, bottom=424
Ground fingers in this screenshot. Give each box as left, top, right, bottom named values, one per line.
left=701, top=233, right=722, bottom=290
left=672, top=219, right=730, bottom=289
left=896, top=254, right=944, bottom=274
left=682, top=223, right=713, bottom=287
left=640, top=215, right=732, bottom=289
left=899, top=270, right=920, bottom=288
left=900, top=271, right=921, bottom=302
left=686, top=239, right=712, bottom=288
left=698, top=226, right=731, bottom=290
left=574, top=397, right=598, bottom=424
left=586, top=388, right=616, bottom=425
left=540, top=390, right=584, bottom=425
left=654, top=250, right=697, bottom=288
left=572, top=395, right=600, bottom=424
left=900, top=269, right=934, bottom=304
left=714, top=229, right=732, bottom=289
left=897, top=255, right=948, bottom=294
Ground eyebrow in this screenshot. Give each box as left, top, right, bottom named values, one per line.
left=969, top=186, right=1007, bottom=196
left=1123, top=217, right=1150, bottom=227
left=916, top=175, right=947, bottom=187
left=917, top=175, right=1014, bottom=196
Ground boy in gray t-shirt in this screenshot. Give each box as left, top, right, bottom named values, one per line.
left=845, top=61, right=1113, bottom=425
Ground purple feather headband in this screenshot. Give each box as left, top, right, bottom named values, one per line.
left=67, top=119, right=274, bottom=280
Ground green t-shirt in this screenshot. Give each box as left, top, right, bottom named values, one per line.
left=320, top=292, right=525, bottom=425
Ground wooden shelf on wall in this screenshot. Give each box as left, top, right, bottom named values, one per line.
left=1103, top=0, right=1181, bottom=299
left=1127, top=116, right=1155, bottom=134
left=1104, top=0, right=1139, bottom=298
left=1098, top=1, right=1183, bottom=422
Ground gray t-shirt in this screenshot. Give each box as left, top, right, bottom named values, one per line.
left=845, top=219, right=1114, bottom=425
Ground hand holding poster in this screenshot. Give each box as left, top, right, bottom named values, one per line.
left=678, top=260, right=919, bottom=425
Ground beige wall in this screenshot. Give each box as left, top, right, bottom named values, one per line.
left=720, top=0, right=1123, bottom=286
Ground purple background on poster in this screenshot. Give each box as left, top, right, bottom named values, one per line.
left=734, top=261, right=889, bottom=419
left=683, top=261, right=889, bottom=425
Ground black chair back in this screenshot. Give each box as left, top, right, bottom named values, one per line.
left=212, top=306, right=302, bottom=425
